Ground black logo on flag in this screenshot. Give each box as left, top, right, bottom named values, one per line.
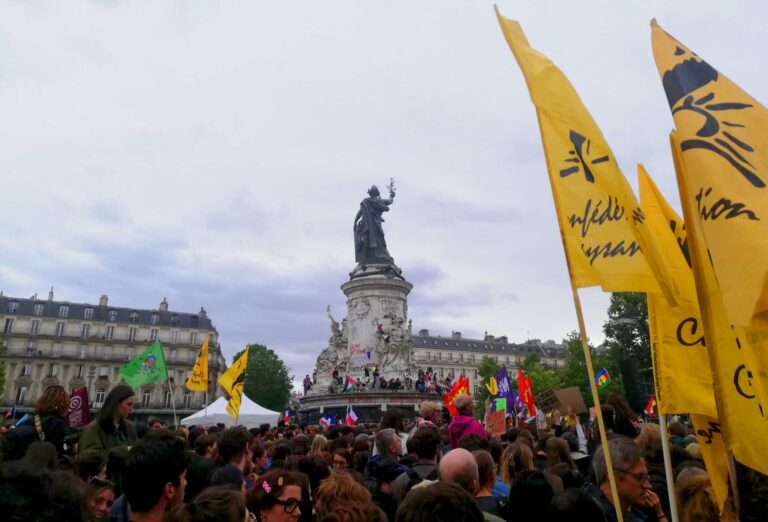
left=560, top=130, right=609, bottom=183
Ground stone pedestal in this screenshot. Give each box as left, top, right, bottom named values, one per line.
left=341, top=268, right=413, bottom=382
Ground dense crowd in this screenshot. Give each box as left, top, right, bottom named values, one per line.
left=0, top=384, right=732, bottom=521
left=309, top=367, right=456, bottom=394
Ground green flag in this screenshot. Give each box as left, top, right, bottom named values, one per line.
left=119, top=340, right=169, bottom=387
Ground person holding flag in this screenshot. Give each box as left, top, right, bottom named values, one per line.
left=219, top=347, right=250, bottom=419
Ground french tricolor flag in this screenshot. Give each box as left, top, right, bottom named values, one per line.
left=319, top=416, right=330, bottom=427
left=345, top=405, right=359, bottom=427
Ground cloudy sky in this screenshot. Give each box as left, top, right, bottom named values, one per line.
left=1, top=1, right=765, bottom=387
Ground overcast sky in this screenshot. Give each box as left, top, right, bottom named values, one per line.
left=1, top=1, right=765, bottom=388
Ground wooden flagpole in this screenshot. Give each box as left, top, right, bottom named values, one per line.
left=658, top=414, right=680, bottom=522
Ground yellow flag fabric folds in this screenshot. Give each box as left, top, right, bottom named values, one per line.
left=495, top=10, right=677, bottom=303
left=638, top=166, right=728, bottom=508
left=639, top=166, right=716, bottom=417
left=219, top=347, right=249, bottom=419
left=671, top=131, right=768, bottom=476
left=652, top=21, right=768, bottom=411
left=185, top=338, right=209, bottom=392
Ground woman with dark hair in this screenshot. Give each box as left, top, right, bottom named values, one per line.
left=507, top=470, right=555, bottom=520
left=23, top=440, right=59, bottom=470
left=604, top=393, right=638, bottom=438
left=166, top=485, right=246, bottom=522
left=87, top=476, right=115, bottom=521
left=79, top=384, right=138, bottom=453
left=247, top=469, right=303, bottom=522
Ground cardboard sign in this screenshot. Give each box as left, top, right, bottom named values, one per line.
left=553, top=387, right=587, bottom=415
left=485, top=410, right=506, bottom=436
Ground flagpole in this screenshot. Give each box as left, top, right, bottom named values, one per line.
left=658, top=414, right=680, bottom=522
left=169, top=378, right=178, bottom=427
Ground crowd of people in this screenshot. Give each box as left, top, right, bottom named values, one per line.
left=312, top=367, right=457, bottom=395
left=0, top=384, right=731, bottom=521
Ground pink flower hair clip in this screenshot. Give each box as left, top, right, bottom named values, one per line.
left=262, top=481, right=272, bottom=494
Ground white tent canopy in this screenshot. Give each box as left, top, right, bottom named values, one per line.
left=180, top=394, right=281, bottom=428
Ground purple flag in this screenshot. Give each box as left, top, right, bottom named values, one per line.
left=65, top=387, right=92, bottom=429
left=494, top=367, right=515, bottom=414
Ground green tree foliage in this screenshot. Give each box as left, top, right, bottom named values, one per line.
left=474, top=356, right=501, bottom=415
left=233, top=344, right=293, bottom=412
left=558, top=331, right=624, bottom=407
left=521, top=354, right=561, bottom=397
left=603, top=292, right=651, bottom=367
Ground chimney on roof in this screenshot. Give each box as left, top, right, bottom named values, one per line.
left=497, top=335, right=508, bottom=344
left=452, top=331, right=462, bottom=339
left=418, top=329, right=429, bottom=337
left=48, top=287, right=54, bottom=301
left=199, top=306, right=207, bottom=317
left=159, top=298, right=169, bottom=312
left=99, top=295, right=109, bottom=307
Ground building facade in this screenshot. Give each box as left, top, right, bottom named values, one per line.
left=412, top=330, right=567, bottom=396
left=0, top=290, right=227, bottom=424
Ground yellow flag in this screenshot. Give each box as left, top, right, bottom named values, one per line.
left=639, top=166, right=716, bottom=417
left=219, top=347, right=250, bottom=419
left=671, top=131, right=768, bottom=476
left=485, top=376, right=498, bottom=397
left=638, top=166, right=728, bottom=509
left=652, top=21, right=768, bottom=410
left=495, top=9, right=677, bottom=303
left=185, top=338, right=209, bottom=392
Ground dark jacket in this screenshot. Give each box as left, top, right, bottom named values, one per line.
left=79, top=418, right=138, bottom=453
left=582, top=482, right=649, bottom=522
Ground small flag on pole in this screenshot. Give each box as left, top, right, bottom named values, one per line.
left=595, top=368, right=611, bottom=390
left=644, top=396, right=657, bottom=417
left=3, top=405, right=16, bottom=420
left=219, top=347, right=250, bottom=419
left=319, top=416, right=330, bottom=427
left=346, top=405, right=359, bottom=427
left=119, top=341, right=169, bottom=387
left=343, top=375, right=358, bottom=392
left=283, top=409, right=291, bottom=424
left=186, top=338, right=209, bottom=392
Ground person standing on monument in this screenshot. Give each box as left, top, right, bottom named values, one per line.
left=354, top=183, right=395, bottom=264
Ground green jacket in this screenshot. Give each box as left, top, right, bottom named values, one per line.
left=79, top=418, right=138, bottom=454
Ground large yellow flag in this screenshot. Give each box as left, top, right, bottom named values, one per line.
left=495, top=9, right=677, bottom=303
left=638, top=165, right=729, bottom=508
left=652, top=20, right=768, bottom=410
left=219, top=347, right=249, bottom=419
left=671, top=131, right=768, bottom=476
left=185, top=338, right=209, bottom=392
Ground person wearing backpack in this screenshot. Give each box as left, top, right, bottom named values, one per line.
left=79, top=385, right=138, bottom=454
left=2, top=385, right=69, bottom=460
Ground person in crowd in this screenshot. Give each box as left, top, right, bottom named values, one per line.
left=365, top=429, right=407, bottom=492
left=319, top=501, right=387, bottom=522
left=247, top=469, right=303, bottom=522
left=667, top=422, right=688, bottom=448
left=121, top=430, right=187, bottom=522
left=635, top=422, right=671, bottom=518
left=546, top=488, right=607, bottom=522
left=675, top=472, right=720, bottom=522
left=167, top=485, right=247, bottom=522
left=0, top=463, right=90, bottom=521
left=448, top=395, right=488, bottom=449
left=310, top=434, right=330, bottom=461
left=486, top=439, right=509, bottom=499
left=508, top=470, right=556, bottom=521
left=147, top=418, right=165, bottom=430
left=210, top=463, right=246, bottom=492
left=3, top=385, right=70, bottom=460
left=75, top=450, right=108, bottom=482
left=561, top=431, right=591, bottom=476
left=185, top=433, right=220, bottom=501
left=534, top=433, right=552, bottom=470
left=411, top=401, right=442, bottom=433
left=438, top=448, right=504, bottom=522
left=604, top=394, right=639, bottom=439
left=404, top=426, right=440, bottom=480
left=499, top=441, right=534, bottom=485
left=545, top=436, right=577, bottom=470
left=548, top=462, right=584, bottom=490
left=368, top=458, right=403, bottom=521
left=472, top=450, right=504, bottom=517
left=515, top=429, right=535, bottom=451
left=378, top=408, right=409, bottom=456
left=219, top=426, right=254, bottom=478
left=314, top=472, right=372, bottom=520
left=87, top=476, right=116, bottom=521
left=80, top=384, right=138, bottom=453
left=331, top=448, right=352, bottom=473
left=583, top=436, right=666, bottom=522
left=395, top=482, right=485, bottom=522
left=23, top=440, right=59, bottom=470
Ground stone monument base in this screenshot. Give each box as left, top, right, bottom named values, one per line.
left=299, top=391, right=442, bottom=425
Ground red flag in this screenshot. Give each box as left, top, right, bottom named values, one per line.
left=644, top=396, right=657, bottom=417
left=444, top=376, right=470, bottom=416
left=65, top=387, right=91, bottom=428
left=518, top=368, right=536, bottom=416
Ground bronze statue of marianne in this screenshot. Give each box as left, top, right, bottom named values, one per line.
left=354, top=181, right=396, bottom=265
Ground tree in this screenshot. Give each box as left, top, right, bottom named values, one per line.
left=473, top=356, right=501, bottom=416
left=603, top=292, right=651, bottom=367
left=233, top=344, right=293, bottom=412
left=520, top=354, right=560, bottom=397
left=557, top=331, right=624, bottom=407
